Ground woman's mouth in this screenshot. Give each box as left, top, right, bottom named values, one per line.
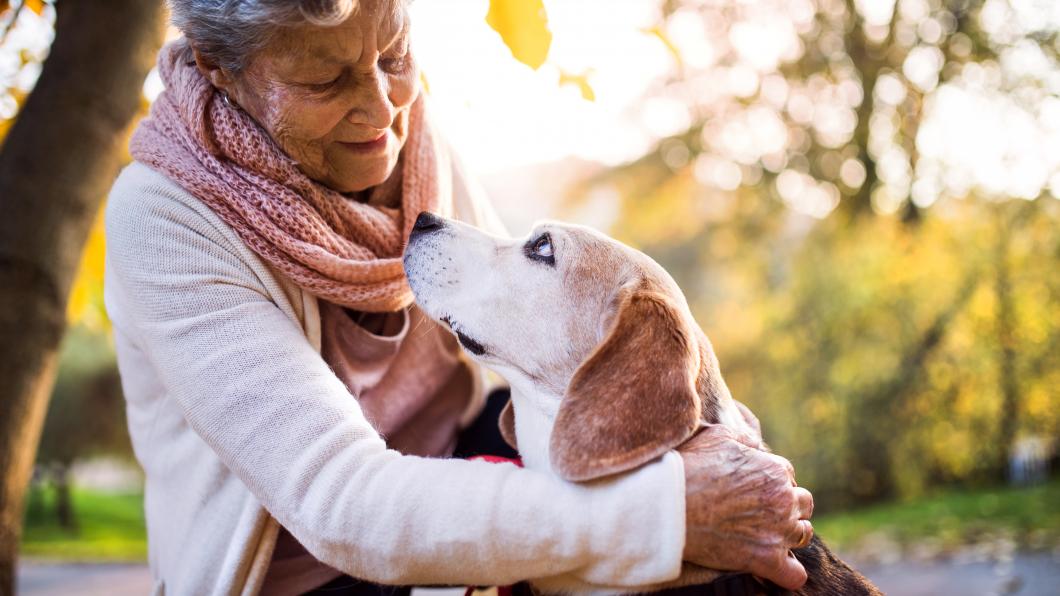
left=339, top=133, right=387, bottom=154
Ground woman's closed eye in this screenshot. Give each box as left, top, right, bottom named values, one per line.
left=299, top=54, right=408, bottom=94
left=300, top=71, right=345, bottom=94
left=380, top=40, right=411, bottom=74
left=379, top=54, right=410, bottom=74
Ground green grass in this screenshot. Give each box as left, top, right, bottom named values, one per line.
left=19, top=479, right=1060, bottom=562
left=21, top=486, right=146, bottom=562
left=814, top=477, right=1060, bottom=554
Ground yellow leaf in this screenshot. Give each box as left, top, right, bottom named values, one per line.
left=642, top=26, right=683, bottom=68
left=559, top=69, right=595, bottom=102
left=486, top=0, right=552, bottom=70
left=67, top=205, right=109, bottom=330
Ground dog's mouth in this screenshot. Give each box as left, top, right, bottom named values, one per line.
left=441, top=316, right=488, bottom=357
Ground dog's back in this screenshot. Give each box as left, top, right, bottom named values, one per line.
left=630, top=537, right=880, bottom=596
left=786, top=536, right=881, bottom=595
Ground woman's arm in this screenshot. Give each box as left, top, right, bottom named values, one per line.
left=444, top=151, right=811, bottom=591
left=104, top=172, right=686, bottom=588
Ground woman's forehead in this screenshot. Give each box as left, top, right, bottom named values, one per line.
left=262, top=1, right=408, bottom=70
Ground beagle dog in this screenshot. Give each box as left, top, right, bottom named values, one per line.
left=403, top=212, right=880, bottom=596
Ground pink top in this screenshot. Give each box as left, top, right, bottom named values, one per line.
left=261, top=301, right=475, bottom=595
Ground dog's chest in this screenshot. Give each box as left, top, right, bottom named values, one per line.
left=508, top=389, right=561, bottom=475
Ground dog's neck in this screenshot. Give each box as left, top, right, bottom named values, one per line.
left=504, top=375, right=563, bottom=475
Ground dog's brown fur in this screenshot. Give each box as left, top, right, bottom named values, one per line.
left=552, top=284, right=704, bottom=481
left=501, top=268, right=882, bottom=596
left=405, top=215, right=878, bottom=595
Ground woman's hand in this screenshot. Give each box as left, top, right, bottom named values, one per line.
left=679, top=424, right=814, bottom=590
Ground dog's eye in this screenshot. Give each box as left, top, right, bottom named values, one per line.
left=532, top=235, right=554, bottom=258
left=525, top=233, right=556, bottom=266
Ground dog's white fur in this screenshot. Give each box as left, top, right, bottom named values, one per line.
left=404, top=216, right=758, bottom=594
left=403, top=216, right=751, bottom=486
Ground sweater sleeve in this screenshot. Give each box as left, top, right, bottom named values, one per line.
left=103, top=167, right=686, bottom=588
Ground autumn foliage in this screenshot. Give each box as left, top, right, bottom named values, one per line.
left=1, top=0, right=1056, bottom=540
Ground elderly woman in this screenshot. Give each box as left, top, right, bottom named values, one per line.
left=103, top=1, right=814, bottom=594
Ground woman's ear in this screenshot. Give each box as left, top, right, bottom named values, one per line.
left=549, top=283, right=702, bottom=482
left=190, top=45, right=238, bottom=100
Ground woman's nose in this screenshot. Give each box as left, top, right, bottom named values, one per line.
left=346, top=71, right=394, bottom=130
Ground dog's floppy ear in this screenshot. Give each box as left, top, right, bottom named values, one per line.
left=499, top=399, right=518, bottom=451
left=550, top=283, right=702, bottom=482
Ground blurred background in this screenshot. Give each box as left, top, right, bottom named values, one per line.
left=3, top=0, right=1058, bottom=594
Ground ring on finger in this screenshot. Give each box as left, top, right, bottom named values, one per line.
left=794, top=522, right=813, bottom=549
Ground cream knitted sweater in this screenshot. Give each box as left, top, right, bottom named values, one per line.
left=103, top=161, right=686, bottom=596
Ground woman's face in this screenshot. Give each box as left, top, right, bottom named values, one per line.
left=219, top=1, right=417, bottom=193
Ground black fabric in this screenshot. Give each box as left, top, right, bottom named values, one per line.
left=303, top=576, right=412, bottom=596
left=639, top=574, right=786, bottom=596
left=507, top=574, right=782, bottom=596
left=453, top=388, right=520, bottom=460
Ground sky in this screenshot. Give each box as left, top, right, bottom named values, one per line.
left=405, top=0, right=1060, bottom=216
left=408, top=0, right=673, bottom=175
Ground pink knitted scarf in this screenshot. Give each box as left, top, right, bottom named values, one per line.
left=130, top=40, right=452, bottom=312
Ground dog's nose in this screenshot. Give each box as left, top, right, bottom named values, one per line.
left=411, top=212, right=445, bottom=236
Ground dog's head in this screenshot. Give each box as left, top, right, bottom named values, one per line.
left=404, top=212, right=736, bottom=481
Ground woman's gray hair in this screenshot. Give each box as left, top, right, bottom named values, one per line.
left=168, top=0, right=358, bottom=72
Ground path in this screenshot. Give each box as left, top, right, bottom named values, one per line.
left=17, top=551, right=1060, bottom=595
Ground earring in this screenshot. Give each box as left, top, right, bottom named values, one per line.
left=220, top=90, right=238, bottom=110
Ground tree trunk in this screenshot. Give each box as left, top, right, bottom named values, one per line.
left=52, top=464, right=75, bottom=532
left=840, top=0, right=881, bottom=221
left=844, top=271, right=980, bottom=505
left=0, top=1, right=164, bottom=591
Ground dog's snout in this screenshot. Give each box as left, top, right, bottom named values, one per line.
left=411, top=212, right=445, bottom=237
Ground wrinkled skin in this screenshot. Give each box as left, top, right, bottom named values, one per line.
left=194, top=2, right=814, bottom=590
left=680, top=424, right=815, bottom=590
left=405, top=218, right=815, bottom=591
left=193, top=0, right=417, bottom=194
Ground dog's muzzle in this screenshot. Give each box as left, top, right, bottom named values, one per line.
left=403, top=211, right=449, bottom=311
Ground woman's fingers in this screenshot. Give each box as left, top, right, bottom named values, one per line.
left=786, top=519, right=814, bottom=549
left=733, top=400, right=761, bottom=435
left=753, top=550, right=808, bottom=591
left=732, top=400, right=763, bottom=447
left=731, top=428, right=762, bottom=449
left=683, top=423, right=738, bottom=450
left=765, top=452, right=796, bottom=485
left=680, top=427, right=814, bottom=591
left=794, top=486, right=814, bottom=520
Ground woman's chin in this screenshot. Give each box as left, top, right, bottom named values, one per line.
left=323, top=154, right=398, bottom=194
